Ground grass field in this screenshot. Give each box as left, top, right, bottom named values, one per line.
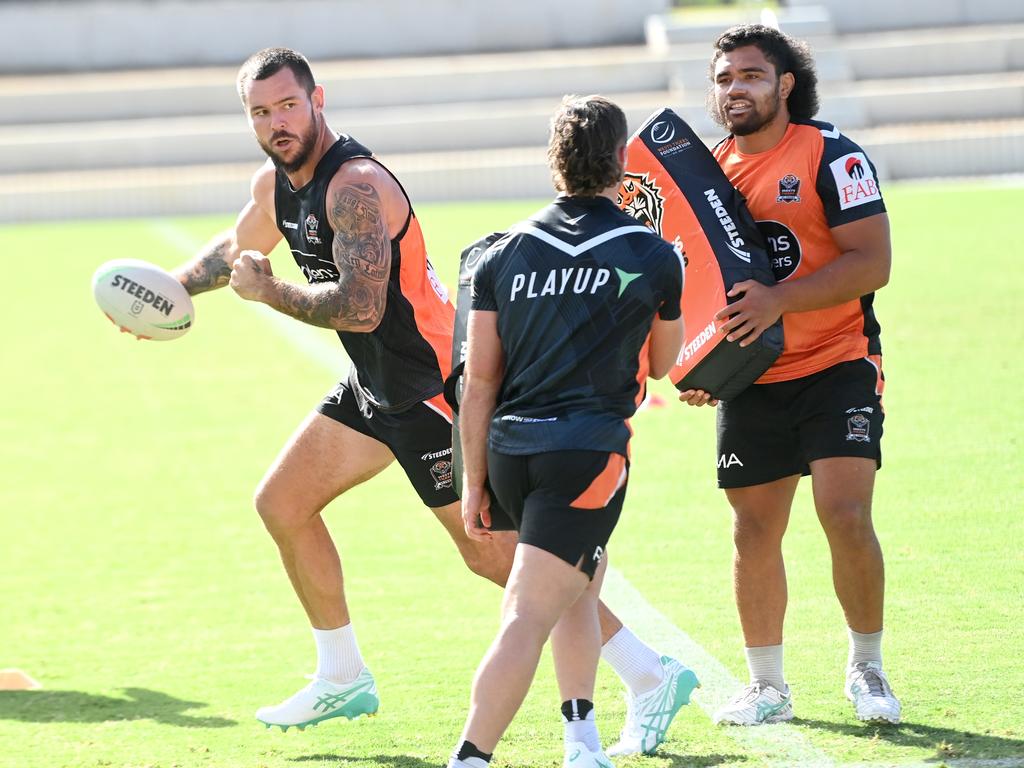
left=0, top=182, right=1022, bottom=768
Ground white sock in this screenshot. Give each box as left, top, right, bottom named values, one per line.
left=448, top=759, right=488, bottom=768
left=564, top=709, right=601, bottom=753
left=600, top=626, right=664, bottom=695
left=847, top=628, right=883, bottom=667
left=312, top=623, right=364, bottom=683
left=745, top=644, right=785, bottom=691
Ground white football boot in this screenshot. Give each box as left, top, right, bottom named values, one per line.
left=255, top=667, right=378, bottom=731
left=606, top=656, right=700, bottom=756
left=714, top=680, right=793, bottom=726
left=563, top=741, right=615, bottom=768
left=846, top=661, right=901, bottom=724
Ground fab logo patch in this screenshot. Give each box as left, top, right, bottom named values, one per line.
left=829, top=152, right=881, bottom=211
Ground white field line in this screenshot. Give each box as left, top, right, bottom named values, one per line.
left=601, top=568, right=835, bottom=768
left=147, top=220, right=348, bottom=377
left=149, top=221, right=1024, bottom=768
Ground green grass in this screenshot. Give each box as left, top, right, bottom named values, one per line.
left=0, top=183, right=1022, bottom=768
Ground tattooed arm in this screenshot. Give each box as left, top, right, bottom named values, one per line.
left=173, top=163, right=282, bottom=296
left=174, top=232, right=234, bottom=295
left=231, top=161, right=401, bottom=333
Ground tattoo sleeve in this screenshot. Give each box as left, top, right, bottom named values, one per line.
left=271, top=182, right=390, bottom=332
left=176, top=234, right=233, bottom=296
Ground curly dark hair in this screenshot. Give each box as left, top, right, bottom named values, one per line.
left=709, top=24, right=819, bottom=121
left=547, top=95, right=628, bottom=197
left=237, top=48, right=316, bottom=104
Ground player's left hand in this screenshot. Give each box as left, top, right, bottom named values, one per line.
left=679, top=389, right=719, bottom=407
left=462, top=481, right=492, bottom=542
left=715, top=280, right=784, bottom=347
left=230, top=250, right=274, bottom=302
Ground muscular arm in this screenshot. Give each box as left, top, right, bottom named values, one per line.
left=173, top=166, right=282, bottom=297
left=716, top=212, right=891, bottom=345
left=174, top=232, right=234, bottom=295
left=241, top=161, right=400, bottom=332
left=773, top=213, right=891, bottom=313
left=262, top=181, right=390, bottom=331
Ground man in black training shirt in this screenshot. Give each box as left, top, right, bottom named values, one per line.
left=447, top=96, right=687, bottom=768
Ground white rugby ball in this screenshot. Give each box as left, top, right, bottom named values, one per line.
left=92, top=259, right=194, bottom=341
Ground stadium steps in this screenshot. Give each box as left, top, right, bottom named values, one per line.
left=840, top=23, right=1024, bottom=80
left=0, top=45, right=682, bottom=126
left=4, top=119, right=1024, bottom=222
left=786, top=0, right=1024, bottom=34
left=0, top=91, right=680, bottom=174
left=3, top=70, right=1022, bottom=175
left=669, top=23, right=1024, bottom=89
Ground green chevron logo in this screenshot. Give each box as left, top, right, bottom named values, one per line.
left=616, top=268, right=642, bottom=298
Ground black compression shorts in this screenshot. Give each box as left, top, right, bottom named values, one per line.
left=317, top=380, right=459, bottom=508
left=716, top=356, right=884, bottom=489
left=486, top=448, right=627, bottom=579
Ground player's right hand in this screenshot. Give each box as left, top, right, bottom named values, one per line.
left=230, top=250, right=274, bottom=302
left=679, top=389, right=719, bottom=407
left=462, top=482, right=492, bottom=541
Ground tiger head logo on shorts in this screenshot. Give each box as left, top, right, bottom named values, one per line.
left=617, top=172, right=665, bottom=237
left=430, top=460, right=453, bottom=491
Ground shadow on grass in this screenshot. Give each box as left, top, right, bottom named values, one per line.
left=796, top=717, right=1024, bottom=760
left=290, top=753, right=749, bottom=767
left=655, top=753, right=751, bottom=767
left=290, top=756, right=440, bottom=767
left=0, top=687, right=235, bottom=728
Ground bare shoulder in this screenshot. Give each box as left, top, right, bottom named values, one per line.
left=327, top=158, right=408, bottom=237
left=250, top=159, right=278, bottom=214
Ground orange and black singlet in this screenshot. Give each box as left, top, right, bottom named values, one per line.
left=714, top=119, right=886, bottom=383
left=273, top=135, right=455, bottom=411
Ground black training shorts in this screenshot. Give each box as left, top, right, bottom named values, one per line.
left=486, top=448, right=627, bottom=579
left=317, top=380, right=459, bottom=508
left=716, top=356, right=885, bottom=489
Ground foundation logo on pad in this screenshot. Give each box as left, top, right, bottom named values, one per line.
left=617, top=172, right=665, bottom=236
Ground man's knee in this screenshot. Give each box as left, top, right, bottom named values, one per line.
left=732, top=508, right=787, bottom=553
left=461, top=539, right=514, bottom=586
left=819, top=498, right=876, bottom=542
left=254, top=481, right=310, bottom=539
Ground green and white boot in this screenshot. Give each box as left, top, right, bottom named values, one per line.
left=256, top=667, right=378, bottom=731
left=607, top=656, right=700, bottom=756
left=564, top=741, right=614, bottom=768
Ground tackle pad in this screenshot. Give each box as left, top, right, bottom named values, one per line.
left=618, top=108, right=784, bottom=401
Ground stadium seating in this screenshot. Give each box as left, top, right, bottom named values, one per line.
left=0, top=2, right=1022, bottom=221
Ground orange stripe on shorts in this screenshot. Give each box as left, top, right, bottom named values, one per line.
left=571, top=453, right=627, bottom=510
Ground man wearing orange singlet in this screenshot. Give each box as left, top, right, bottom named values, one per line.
left=680, top=25, right=901, bottom=726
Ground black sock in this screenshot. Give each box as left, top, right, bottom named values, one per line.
left=560, top=698, right=595, bottom=722
left=455, top=740, right=492, bottom=763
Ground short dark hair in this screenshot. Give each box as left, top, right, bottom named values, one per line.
left=236, top=47, right=316, bottom=103
left=547, top=95, right=628, bottom=197
left=710, top=24, right=819, bottom=121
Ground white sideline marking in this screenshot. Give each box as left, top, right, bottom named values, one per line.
left=601, top=567, right=835, bottom=767
left=150, top=221, right=1024, bottom=768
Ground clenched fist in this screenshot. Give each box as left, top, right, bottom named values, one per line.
left=230, top=250, right=274, bottom=302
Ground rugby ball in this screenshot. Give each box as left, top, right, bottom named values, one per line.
left=92, top=259, right=194, bottom=341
